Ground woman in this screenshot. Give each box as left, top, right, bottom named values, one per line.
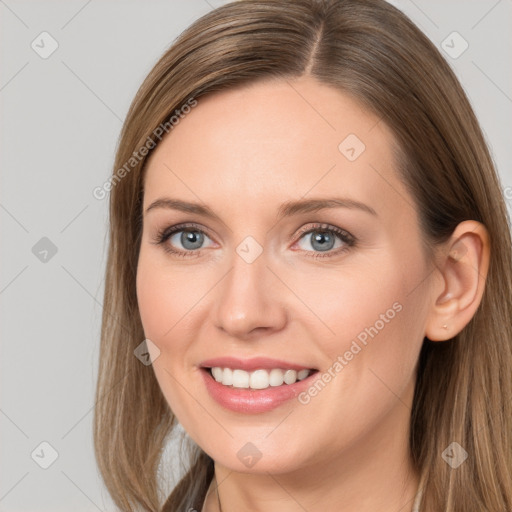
left=93, top=1, right=512, bottom=511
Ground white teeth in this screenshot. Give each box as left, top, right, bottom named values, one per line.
left=269, top=368, right=284, bottom=386
left=249, top=369, right=268, bottom=390
left=210, top=367, right=313, bottom=389
left=232, top=369, right=250, bottom=388
left=283, top=369, right=297, bottom=384
left=211, top=367, right=223, bottom=382
left=297, top=369, right=309, bottom=381
left=223, top=367, right=233, bottom=386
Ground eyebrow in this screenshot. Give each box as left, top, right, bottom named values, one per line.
left=144, top=197, right=377, bottom=219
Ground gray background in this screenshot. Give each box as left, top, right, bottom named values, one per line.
left=1, top=1, right=511, bottom=510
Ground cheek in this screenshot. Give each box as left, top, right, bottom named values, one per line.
left=136, top=261, right=167, bottom=340
left=136, top=251, right=189, bottom=346
left=136, top=254, right=201, bottom=423
left=293, top=264, right=404, bottom=352
left=135, top=250, right=213, bottom=386
left=298, top=254, right=426, bottom=395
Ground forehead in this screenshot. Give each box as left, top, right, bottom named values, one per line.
left=143, top=76, right=412, bottom=222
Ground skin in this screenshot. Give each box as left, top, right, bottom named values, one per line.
left=136, top=76, right=490, bottom=512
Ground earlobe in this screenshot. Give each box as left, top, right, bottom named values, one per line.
left=424, top=220, right=490, bottom=342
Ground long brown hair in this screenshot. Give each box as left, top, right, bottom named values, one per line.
left=93, top=1, right=512, bottom=510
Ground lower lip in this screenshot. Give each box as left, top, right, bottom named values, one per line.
left=200, top=368, right=318, bottom=414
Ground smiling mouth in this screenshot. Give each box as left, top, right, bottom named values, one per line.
left=203, top=367, right=319, bottom=390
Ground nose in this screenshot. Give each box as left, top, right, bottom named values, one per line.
left=213, top=247, right=288, bottom=340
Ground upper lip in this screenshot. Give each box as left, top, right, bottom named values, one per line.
left=199, top=356, right=316, bottom=372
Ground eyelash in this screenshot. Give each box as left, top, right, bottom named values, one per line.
left=151, top=222, right=356, bottom=260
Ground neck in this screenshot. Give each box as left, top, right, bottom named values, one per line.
left=203, top=401, right=420, bottom=512
left=210, top=460, right=420, bottom=512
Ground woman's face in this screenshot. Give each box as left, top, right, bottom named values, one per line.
left=136, top=76, right=435, bottom=474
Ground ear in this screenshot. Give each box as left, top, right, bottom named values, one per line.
left=424, top=220, right=490, bottom=342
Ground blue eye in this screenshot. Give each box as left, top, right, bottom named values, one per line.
left=294, top=224, right=355, bottom=258
left=299, top=230, right=339, bottom=252
left=153, top=222, right=356, bottom=259
left=169, top=230, right=207, bottom=251
left=153, top=223, right=214, bottom=258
